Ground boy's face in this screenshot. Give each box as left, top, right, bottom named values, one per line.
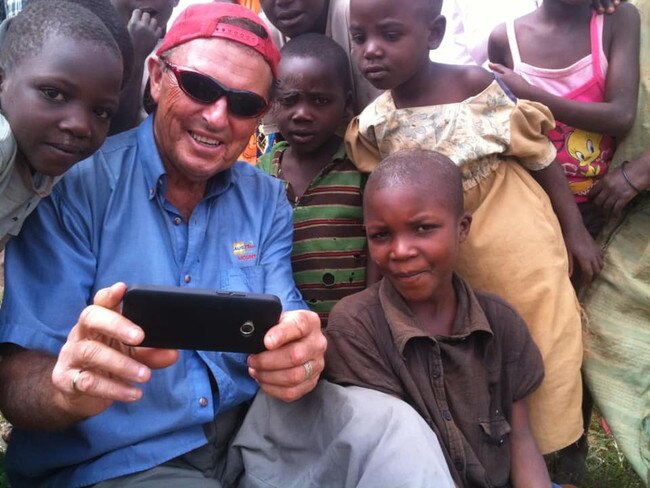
left=0, top=35, right=122, bottom=176
left=364, top=184, right=470, bottom=305
left=274, top=56, right=349, bottom=155
left=349, top=0, right=444, bottom=91
left=112, top=0, right=177, bottom=27
left=260, top=0, right=328, bottom=38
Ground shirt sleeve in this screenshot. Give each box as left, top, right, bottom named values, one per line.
left=0, top=187, right=97, bottom=353
left=502, top=305, right=545, bottom=402
left=344, top=116, right=382, bottom=173
left=504, top=99, right=558, bottom=171
left=0, top=114, right=16, bottom=175
left=325, top=299, right=404, bottom=398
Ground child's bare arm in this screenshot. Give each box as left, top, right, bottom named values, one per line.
left=590, top=149, right=650, bottom=217
left=110, top=9, right=163, bottom=135
left=531, top=162, right=604, bottom=285
left=510, top=399, right=552, bottom=488
left=487, top=23, right=512, bottom=68
left=489, top=4, right=640, bottom=139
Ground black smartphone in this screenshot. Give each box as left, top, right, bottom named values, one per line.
left=122, top=284, right=282, bottom=353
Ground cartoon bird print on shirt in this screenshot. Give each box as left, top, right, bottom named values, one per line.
left=566, top=130, right=604, bottom=178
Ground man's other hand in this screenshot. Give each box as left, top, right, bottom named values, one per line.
left=247, top=310, right=327, bottom=402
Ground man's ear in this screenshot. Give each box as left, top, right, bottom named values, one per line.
left=427, top=14, right=446, bottom=51
left=458, top=212, right=472, bottom=243
left=147, top=56, right=164, bottom=104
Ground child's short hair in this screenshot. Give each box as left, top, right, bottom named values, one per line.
left=366, top=149, right=464, bottom=216
left=280, top=33, right=352, bottom=93
left=59, top=0, right=135, bottom=87
left=0, top=1, right=122, bottom=78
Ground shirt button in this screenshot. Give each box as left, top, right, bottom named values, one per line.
left=184, top=274, right=192, bottom=283
left=454, top=461, right=463, bottom=472
left=443, top=411, right=452, bottom=421
left=497, top=436, right=506, bottom=446
left=321, top=272, right=336, bottom=287
left=432, top=370, right=440, bottom=379
left=173, top=217, right=182, bottom=225
left=198, top=397, right=209, bottom=407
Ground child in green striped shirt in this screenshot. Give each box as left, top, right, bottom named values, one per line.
left=258, top=33, right=371, bottom=327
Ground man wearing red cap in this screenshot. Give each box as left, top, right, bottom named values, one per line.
left=0, top=3, right=452, bottom=487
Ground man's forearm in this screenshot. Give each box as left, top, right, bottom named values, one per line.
left=0, top=346, right=83, bottom=431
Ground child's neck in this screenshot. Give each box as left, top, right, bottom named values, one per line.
left=406, top=285, right=458, bottom=337
left=391, top=62, right=490, bottom=109
left=281, top=135, right=341, bottom=201
left=538, top=1, right=591, bottom=26
left=391, top=61, right=439, bottom=108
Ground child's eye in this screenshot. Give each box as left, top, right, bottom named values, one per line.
left=383, top=31, right=402, bottom=42
left=313, top=97, right=330, bottom=106
left=350, top=32, right=366, bottom=45
left=368, top=231, right=389, bottom=240
left=277, top=94, right=298, bottom=107
left=94, top=107, right=113, bottom=121
left=416, top=224, right=437, bottom=232
left=41, top=88, right=65, bottom=102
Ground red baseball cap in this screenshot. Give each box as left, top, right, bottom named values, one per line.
left=156, top=3, right=281, bottom=78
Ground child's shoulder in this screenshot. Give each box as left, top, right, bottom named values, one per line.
left=328, top=283, right=382, bottom=327
left=608, top=1, right=640, bottom=23
left=471, top=288, right=532, bottom=343
left=438, top=64, right=495, bottom=102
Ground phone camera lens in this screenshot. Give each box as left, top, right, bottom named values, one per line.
left=240, top=320, right=255, bottom=337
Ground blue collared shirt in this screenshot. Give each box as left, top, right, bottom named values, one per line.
left=0, top=116, right=305, bottom=487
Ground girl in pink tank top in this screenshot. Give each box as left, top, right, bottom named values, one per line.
left=487, top=0, right=639, bottom=239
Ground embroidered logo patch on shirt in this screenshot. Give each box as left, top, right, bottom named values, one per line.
left=232, top=241, right=257, bottom=261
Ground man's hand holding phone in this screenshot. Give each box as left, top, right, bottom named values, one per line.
left=51, top=283, right=178, bottom=420
left=50, top=283, right=326, bottom=420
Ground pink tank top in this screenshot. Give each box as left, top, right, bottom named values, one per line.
left=507, top=13, right=614, bottom=203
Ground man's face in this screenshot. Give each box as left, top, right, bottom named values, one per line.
left=112, top=0, right=178, bottom=27
left=260, top=0, right=328, bottom=38
left=148, top=38, right=272, bottom=184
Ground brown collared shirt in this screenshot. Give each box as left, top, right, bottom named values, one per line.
left=325, top=275, right=544, bottom=488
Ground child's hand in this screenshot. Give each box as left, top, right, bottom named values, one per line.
left=592, top=0, right=625, bottom=14
left=488, top=63, right=532, bottom=99
left=590, top=157, right=648, bottom=217
left=564, top=228, right=604, bottom=286
left=128, top=8, right=164, bottom=61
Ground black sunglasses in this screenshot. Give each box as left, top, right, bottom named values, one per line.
left=162, top=60, right=269, bottom=118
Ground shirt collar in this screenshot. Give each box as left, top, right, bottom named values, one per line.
left=379, top=273, right=494, bottom=355
left=137, top=115, right=235, bottom=201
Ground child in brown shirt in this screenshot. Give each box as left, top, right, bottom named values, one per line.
left=325, top=149, right=552, bottom=487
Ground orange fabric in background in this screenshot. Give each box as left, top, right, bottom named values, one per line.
left=238, top=0, right=261, bottom=13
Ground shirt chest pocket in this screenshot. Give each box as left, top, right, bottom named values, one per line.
left=220, top=266, right=264, bottom=293
left=478, top=416, right=512, bottom=486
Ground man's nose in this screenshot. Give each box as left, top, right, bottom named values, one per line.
left=202, top=96, right=230, bottom=129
